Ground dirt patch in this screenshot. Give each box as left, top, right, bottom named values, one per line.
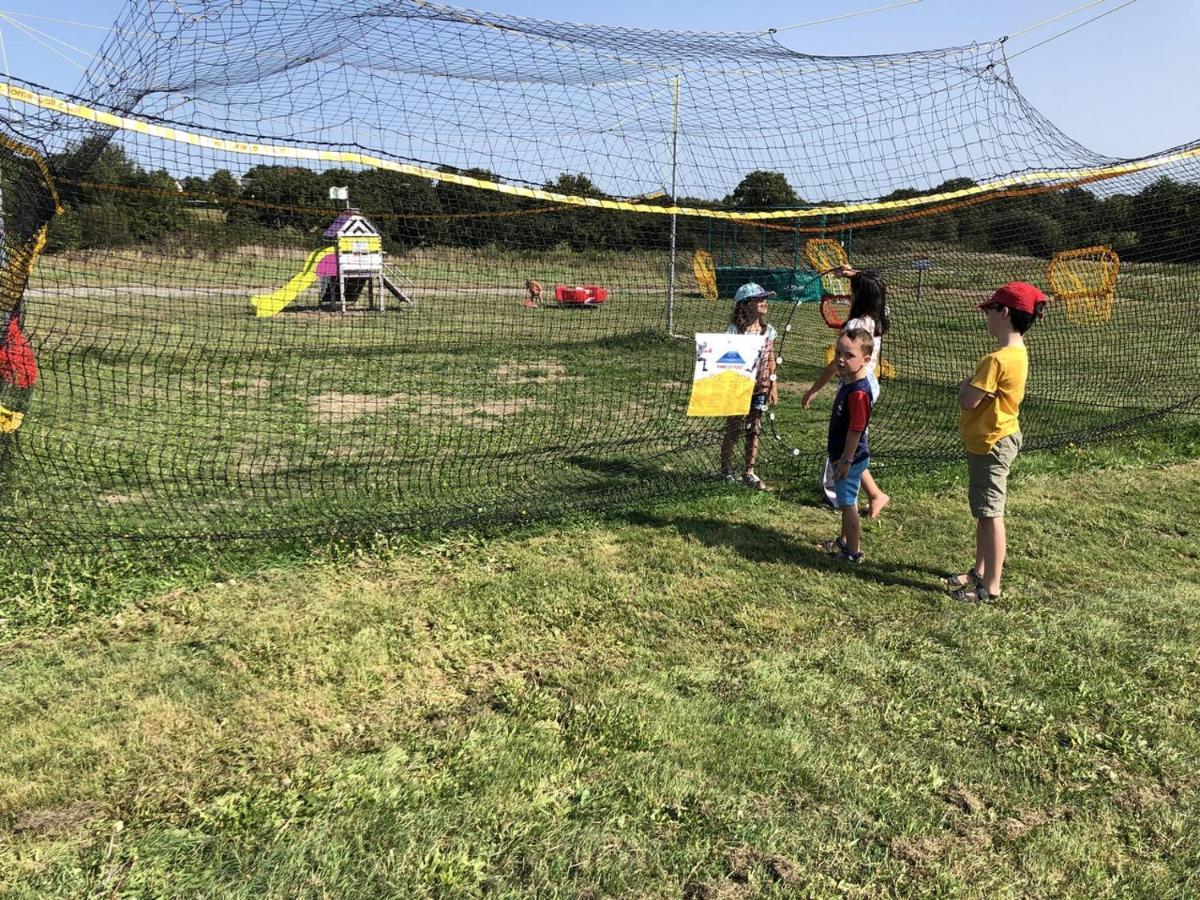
left=683, top=880, right=754, bottom=900
left=98, top=490, right=153, bottom=506
left=473, top=398, right=538, bottom=418
left=12, top=800, right=104, bottom=836
left=723, top=847, right=802, bottom=889
left=1000, top=805, right=1072, bottom=839
left=494, top=360, right=567, bottom=383
left=941, top=783, right=986, bottom=816
left=308, top=392, right=408, bottom=422
left=889, top=835, right=949, bottom=865
left=222, top=377, right=272, bottom=397
left=420, top=393, right=540, bottom=426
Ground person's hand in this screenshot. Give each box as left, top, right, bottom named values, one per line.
left=769, top=384, right=779, bottom=405
left=831, top=264, right=858, bottom=279
left=835, top=458, right=851, bottom=480
left=802, top=388, right=816, bottom=409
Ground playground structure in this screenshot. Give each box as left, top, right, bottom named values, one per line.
left=250, top=200, right=414, bottom=318
left=554, top=284, right=608, bottom=307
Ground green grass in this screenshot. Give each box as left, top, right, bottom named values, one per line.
left=1, top=431, right=1199, bottom=896
left=2, top=241, right=1198, bottom=893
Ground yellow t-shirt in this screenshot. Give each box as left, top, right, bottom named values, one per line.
left=958, top=344, right=1028, bottom=454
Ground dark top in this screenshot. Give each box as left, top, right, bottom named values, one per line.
left=827, top=375, right=872, bottom=463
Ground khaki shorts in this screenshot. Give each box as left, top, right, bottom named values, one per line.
left=967, top=432, right=1022, bottom=518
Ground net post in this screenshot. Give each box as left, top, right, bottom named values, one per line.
left=666, top=75, right=681, bottom=336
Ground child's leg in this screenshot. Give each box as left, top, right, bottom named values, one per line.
left=841, top=504, right=861, bottom=554
left=971, top=516, right=985, bottom=581
left=720, top=417, right=741, bottom=471
left=742, top=412, right=762, bottom=475
left=977, top=515, right=1006, bottom=595
left=860, top=469, right=890, bottom=519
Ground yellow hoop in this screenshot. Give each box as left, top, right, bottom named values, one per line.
left=804, top=238, right=848, bottom=296
left=692, top=249, right=718, bottom=300
left=1048, top=245, right=1120, bottom=325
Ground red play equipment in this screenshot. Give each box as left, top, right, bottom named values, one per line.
left=554, top=284, right=608, bottom=307
left=0, top=314, right=37, bottom=389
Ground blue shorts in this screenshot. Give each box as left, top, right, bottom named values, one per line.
left=750, top=392, right=770, bottom=413
left=832, top=455, right=870, bottom=508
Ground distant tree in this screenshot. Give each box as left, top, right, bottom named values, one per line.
left=180, top=175, right=208, bottom=195
left=44, top=144, right=187, bottom=251
left=230, top=165, right=326, bottom=232
left=1127, top=176, right=1200, bottom=262
left=351, top=169, right=444, bottom=247
left=725, top=170, right=799, bottom=209
left=435, top=167, right=522, bottom=247
left=208, top=169, right=240, bottom=198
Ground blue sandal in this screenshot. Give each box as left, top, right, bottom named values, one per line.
left=821, top=537, right=862, bottom=564
left=949, top=582, right=1000, bottom=603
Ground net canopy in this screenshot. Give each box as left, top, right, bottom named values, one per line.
left=0, top=0, right=1198, bottom=548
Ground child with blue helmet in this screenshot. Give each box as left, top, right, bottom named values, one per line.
left=718, top=282, right=778, bottom=490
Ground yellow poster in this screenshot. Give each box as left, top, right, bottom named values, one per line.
left=686, top=333, right=766, bottom=417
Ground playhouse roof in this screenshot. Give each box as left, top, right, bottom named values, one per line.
left=323, top=210, right=380, bottom=238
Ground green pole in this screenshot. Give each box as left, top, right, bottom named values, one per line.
left=792, top=220, right=800, bottom=294
left=732, top=222, right=738, bottom=268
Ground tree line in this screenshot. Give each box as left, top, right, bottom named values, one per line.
left=38, top=145, right=1200, bottom=263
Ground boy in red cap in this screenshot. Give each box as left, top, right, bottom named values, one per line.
left=944, top=282, right=1047, bottom=603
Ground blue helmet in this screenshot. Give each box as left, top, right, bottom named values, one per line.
left=734, top=282, right=775, bottom=303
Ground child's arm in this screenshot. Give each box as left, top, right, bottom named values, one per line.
left=834, top=388, right=869, bottom=479
left=802, top=361, right=837, bottom=408
left=958, top=379, right=993, bottom=410
left=834, top=428, right=863, bottom=480
left=765, top=337, right=779, bottom=405
left=960, top=354, right=1001, bottom=410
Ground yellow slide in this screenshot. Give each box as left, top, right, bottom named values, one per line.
left=250, top=246, right=335, bottom=317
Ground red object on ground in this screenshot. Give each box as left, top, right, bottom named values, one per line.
left=0, top=316, right=37, bottom=388
left=554, top=284, right=608, bottom=306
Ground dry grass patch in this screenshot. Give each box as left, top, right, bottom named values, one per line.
left=307, top=391, right=408, bottom=422
left=494, top=360, right=568, bottom=383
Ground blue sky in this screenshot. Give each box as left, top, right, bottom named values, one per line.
left=0, top=0, right=1195, bottom=159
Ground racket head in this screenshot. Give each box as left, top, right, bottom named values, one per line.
left=820, top=294, right=851, bottom=329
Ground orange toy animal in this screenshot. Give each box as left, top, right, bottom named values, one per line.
left=524, top=279, right=543, bottom=308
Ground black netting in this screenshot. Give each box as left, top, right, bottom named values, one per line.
left=0, top=0, right=1197, bottom=548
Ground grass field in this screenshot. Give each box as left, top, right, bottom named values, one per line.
left=1, top=429, right=1199, bottom=896
left=2, top=240, right=1200, bottom=895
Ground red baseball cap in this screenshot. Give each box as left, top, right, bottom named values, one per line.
left=978, top=281, right=1048, bottom=315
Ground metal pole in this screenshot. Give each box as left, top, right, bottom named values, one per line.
left=666, top=75, right=681, bottom=335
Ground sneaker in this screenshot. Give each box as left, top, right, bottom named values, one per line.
left=742, top=473, right=767, bottom=491
left=708, top=468, right=737, bottom=484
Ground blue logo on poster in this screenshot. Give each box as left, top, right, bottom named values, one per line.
left=716, top=350, right=746, bottom=367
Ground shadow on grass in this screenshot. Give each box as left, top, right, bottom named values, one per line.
left=623, top=509, right=945, bottom=596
